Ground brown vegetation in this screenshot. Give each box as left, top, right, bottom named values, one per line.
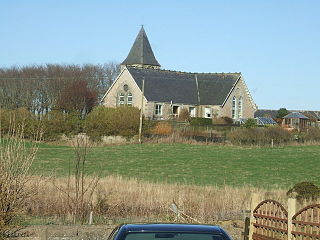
left=177, top=108, right=190, bottom=122
left=0, top=125, right=38, bottom=238
left=150, top=122, right=173, bottom=135
left=26, top=175, right=287, bottom=224
left=228, top=126, right=293, bottom=146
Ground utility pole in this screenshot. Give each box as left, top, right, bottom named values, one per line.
left=138, top=77, right=145, bottom=144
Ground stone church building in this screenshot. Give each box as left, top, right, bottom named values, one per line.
left=102, top=27, right=256, bottom=121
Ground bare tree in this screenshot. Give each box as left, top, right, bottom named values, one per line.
left=0, top=62, right=120, bottom=115
left=0, top=121, right=39, bottom=238
left=54, top=137, right=100, bottom=224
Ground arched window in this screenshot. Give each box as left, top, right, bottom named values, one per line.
left=127, top=93, right=133, bottom=106
left=232, top=96, right=237, bottom=119
left=238, top=96, right=243, bottom=119
left=118, top=93, right=125, bottom=105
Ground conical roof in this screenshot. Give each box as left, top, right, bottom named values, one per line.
left=121, top=27, right=160, bottom=67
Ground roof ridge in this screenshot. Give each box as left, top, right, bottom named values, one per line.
left=127, top=66, right=241, bottom=75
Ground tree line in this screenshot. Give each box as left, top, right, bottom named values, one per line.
left=0, top=62, right=120, bottom=118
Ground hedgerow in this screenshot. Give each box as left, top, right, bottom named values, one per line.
left=228, top=126, right=294, bottom=146
left=85, top=106, right=140, bottom=141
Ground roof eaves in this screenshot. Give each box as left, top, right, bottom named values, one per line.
left=221, top=74, right=241, bottom=107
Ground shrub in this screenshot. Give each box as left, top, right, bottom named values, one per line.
left=228, top=126, right=293, bottom=146
left=40, top=111, right=83, bottom=141
left=142, top=120, right=157, bottom=135
left=0, top=108, right=37, bottom=138
left=213, top=116, right=234, bottom=125
left=287, top=182, right=320, bottom=201
left=244, top=118, right=257, bottom=128
left=190, top=117, right=212, bottom=126
left=276, top=108, right=290, bottom=118
left=85, top=106, right=140, bottom=141
left=0, top=124, right=38, bottom=238
left=300, top=127, right=320, bottom=142
left=177, top=108, right=190, bottom=122
left=150, top=121, right=173, bottom=135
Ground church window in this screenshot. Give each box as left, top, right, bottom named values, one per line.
left=118, top=93, right=125, bottom=105
left=238, top=96, right=243, bottom=119
left=155, top=104, right=163, bottom=116
left=127, top=93, right=133, bottom=106
left=232, top=97, right=237, bottom=119
left=189, top=107, right=196, bottom=117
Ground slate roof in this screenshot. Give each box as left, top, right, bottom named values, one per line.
left=255, top=109, right=320, bottom=120
left=295, top=111, right=320, bottom=121
left=127, top=67, right=240, bottom=105
left=254, top=109, right=278, bottom=118
left=284, top=112, right=309, bottom=119
left=256, top=117, right=277, bottom=125
left=121, top=27, right=161, bottom=67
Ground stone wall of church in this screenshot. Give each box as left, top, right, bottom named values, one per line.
left=220, top=77, right=256, bottom=120
left=103, top=68, right=146, bottom=110
left=103, top=70, right=256, bottom=122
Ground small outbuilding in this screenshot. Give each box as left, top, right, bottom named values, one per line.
left=282, top=112, right=310, bottom=130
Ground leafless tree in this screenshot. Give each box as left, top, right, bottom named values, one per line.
left=0, top=120, right=39, bottom=238
left=0, top=62, right=120, bottom=115
left=54, top=136, right=100, bottom=224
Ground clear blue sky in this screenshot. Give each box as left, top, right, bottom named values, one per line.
left=1, top=0, right=319, bottom=110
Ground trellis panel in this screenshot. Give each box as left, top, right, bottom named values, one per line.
left=292, top=204, right=320, bottom=240
left=253, top=200, right=288, bottom=240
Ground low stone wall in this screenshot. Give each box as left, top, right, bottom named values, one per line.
left=101, top=135, right=135, bottom=144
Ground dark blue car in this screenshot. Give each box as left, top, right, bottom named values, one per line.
left=108, top=224, right=232, bottom=240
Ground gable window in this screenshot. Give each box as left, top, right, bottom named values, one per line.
left=127, top=93, right=133, bottom=106
left=118, top=93, right=125, bottom=105
left=204, top=107, right=211, bottom=118
left=238, top=96, right=243, bottom=119
left=189, top=107, right=196, bottom=117
left=155, top=104, right=163, bottom=116
left=232, top=96, right=237, bottom=119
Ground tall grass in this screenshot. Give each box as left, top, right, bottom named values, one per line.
left=26, top=176, right=287, bottom=224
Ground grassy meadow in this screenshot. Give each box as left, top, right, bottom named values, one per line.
left=32, top=143, right=320, bottom=188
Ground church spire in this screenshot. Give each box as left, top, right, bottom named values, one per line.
left=121, top=26, right=161, bottom=69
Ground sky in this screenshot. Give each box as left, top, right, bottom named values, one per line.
left=1, top=0, right=319, bottom=110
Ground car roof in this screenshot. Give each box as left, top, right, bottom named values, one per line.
left=119, top=223, right=224, bottom=234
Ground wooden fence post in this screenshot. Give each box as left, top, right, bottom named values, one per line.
left=249, top=193, right=260, bottom=240
left=287, top=198, right=296, bottom=240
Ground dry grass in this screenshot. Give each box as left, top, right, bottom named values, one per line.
left=26, top=175, right=288, bottom=223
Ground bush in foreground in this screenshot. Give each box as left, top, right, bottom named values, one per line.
left=0, top=126, right=38, bottom=238
left=287, top=182, right=320, bottom=201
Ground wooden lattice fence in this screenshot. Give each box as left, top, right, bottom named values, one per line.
left=291, top=204, right=320, bottom=239
left=252, top=200, right=288, bottom=240
left=249, top=195, right=320, bottom=240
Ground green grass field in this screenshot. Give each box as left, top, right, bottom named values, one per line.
left=32, top=143, right=320, bottom=188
